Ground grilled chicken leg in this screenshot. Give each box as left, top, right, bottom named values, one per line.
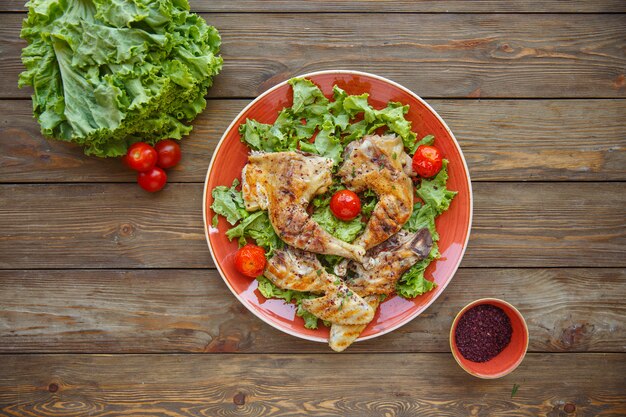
left=242, top=151, right=365, bottom=262
left=348, top=228, right=433, bottom=296
left=264, top=246, right=375, bottom=326
left=328, top=296, right=380, bottom=352
left=263, top=228, right=431, bottom=351
left=338, top=135, right=414, bottom=249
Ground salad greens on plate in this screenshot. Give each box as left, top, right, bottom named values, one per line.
left=211, top=78, right=456, bottom=329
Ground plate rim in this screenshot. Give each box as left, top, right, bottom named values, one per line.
left=202, top=69, right=473, bottom=344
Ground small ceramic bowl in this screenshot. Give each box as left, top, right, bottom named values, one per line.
left=450, top=298, right=529, bottom=379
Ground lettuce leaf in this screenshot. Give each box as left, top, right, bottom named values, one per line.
left=376, top=102, right=418, bottom=150
left=238, top=108, right=303, bottom=152
left=225, top=211, right=283, bottom=256
left=403, top=203, right=439, bottom=241
left=416, top=160, right=458, bottom=215
left=395, top=245, right=439, bottom=298
left=289, top=78, right=329, bottom=115
left=311, top=205, right=364, bottom=243
left=212, top=179, right=283, bottom=255
left=343, top=93, right=377, bottom=123
left=238, top=78, right=423, bottom=164
left=257, top=277, right=320, bottom=329
left=210, top=179, right=247, bottom=225
left=299, top=128, right=343, bottom=164
left=397, top=161, right=456, bottom=298
left=19, top=0, right=222, bottom=157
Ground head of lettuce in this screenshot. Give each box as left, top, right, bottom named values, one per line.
left=18, top=0, right=222, bottom=157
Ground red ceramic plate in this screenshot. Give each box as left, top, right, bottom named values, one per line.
left=203, top=70, right=472, bottom=344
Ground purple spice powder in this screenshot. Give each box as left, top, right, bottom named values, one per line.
left=455, top=304, right=513, bottom=363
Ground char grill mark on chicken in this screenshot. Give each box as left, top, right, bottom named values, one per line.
left=328, top=296, right=380, bottom=352
left=338, top=135, right=414, bottom=250
left=242, top=151, right=365, bottom=262
left=264, top=246, right=375, bottom=327
left=348, top=228, right=433, bottom=296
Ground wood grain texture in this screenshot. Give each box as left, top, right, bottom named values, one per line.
left=0, top=184, right=213, bottom=269
left=3, top=13, right=626, bottom=99
left=0, top=353, right=625, bottom=416
left=0, top=182, right=624, bottom=269
left=0, top=268, right=623, bottom=353
left=1, top=2, right=624, bottom=413
left=3, top=0, right=626, bottom=13
left=1, top=99, right=625, bottom=183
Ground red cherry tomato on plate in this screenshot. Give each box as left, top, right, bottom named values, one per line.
left=137, top=166, right=167, bottom=192
left=124, top=142, right=157, bottom=172
left=330, top=189, right=361, bottom=221
left=155, top=139, right=182, bottom=169
left=234, top=244, right=267, bottom=277
left=412, top=145, right=443, bottom=178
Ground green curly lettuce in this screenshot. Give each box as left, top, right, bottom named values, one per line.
left=416, top=160, right=458, bottom=215
left=311, top=205, right=364, bottom=244
left=256, top=277, right=321, bottom=329
left=225, top=211, right=283, bottom=257
left=395, top=248, right=439, bottom=299
left=397, top=161, right=456, bottom=298
left=18, top=0, right=222, bottom=157
left=220, top=77, right=459, bottom=306
left=210, top=179, right=283, bottom=256
left=238, top=78, right=426, bottom=164
left=210, top=179, right=247, bottom=226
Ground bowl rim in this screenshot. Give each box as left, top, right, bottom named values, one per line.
left=449, top=297, right=529, bottom=379
left=202, top=69, right=474, bottom=343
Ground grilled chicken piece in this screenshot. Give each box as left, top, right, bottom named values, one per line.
left=263, top=246, right=375, bottom=327
left=328, top=296, right=380, bottom=352
left=263, top=246, right=332, bottom=293
left=242, top=151, right=365, bottom=262
left=338, top=135, right=414, bottom=249
left=348, top=228, right=433, bottom=296
left=301, top=284, right=374, bottom=326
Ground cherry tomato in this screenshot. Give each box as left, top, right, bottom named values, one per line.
left=124, top=142, right=157, bottom=172
left=330, top=189, right=361, bottom=221
left=155, top=139, right=182, bottom=169
left=234, top=244, right=267, bottom=277
left=412, top=145, right=443, bottom=178
left=137, top=166, right=167, bottom=192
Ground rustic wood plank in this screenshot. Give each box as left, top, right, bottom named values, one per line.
left=0, top=183, right=624, bottom=269
left=2, top=99, right=624, bottom=183
left=435, top=99, right=626, bottom=181
left=0, top=353, right=624, bottom=416
left=3, top=0, right=626, bottom=13
left=467, top=182, right=626, bottom=268
left=0, top=268, right=623, bottom=353
left=0, top=184, right=213, bottom=269
left=3, top=14, right=626, bottom=99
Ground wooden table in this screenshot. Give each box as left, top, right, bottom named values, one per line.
left=1, top=1, right=625, bottom=416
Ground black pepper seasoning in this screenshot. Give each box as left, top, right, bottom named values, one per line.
left=455, top=304, right=513, bottom=363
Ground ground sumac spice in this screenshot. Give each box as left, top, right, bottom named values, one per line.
left=455, top=304, right=512, bottom=362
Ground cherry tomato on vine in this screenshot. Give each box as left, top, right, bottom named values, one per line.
left=412, top=145, right=443, bottom=178
left=137, top=166, right=167, bottom=192
left=155, top=139, right=182, bottom=169
left=330, top=189, right=361, bottom=221
left=124, top=142, right=157, bottom=172
left=234, top=244, right=267, bottom=277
